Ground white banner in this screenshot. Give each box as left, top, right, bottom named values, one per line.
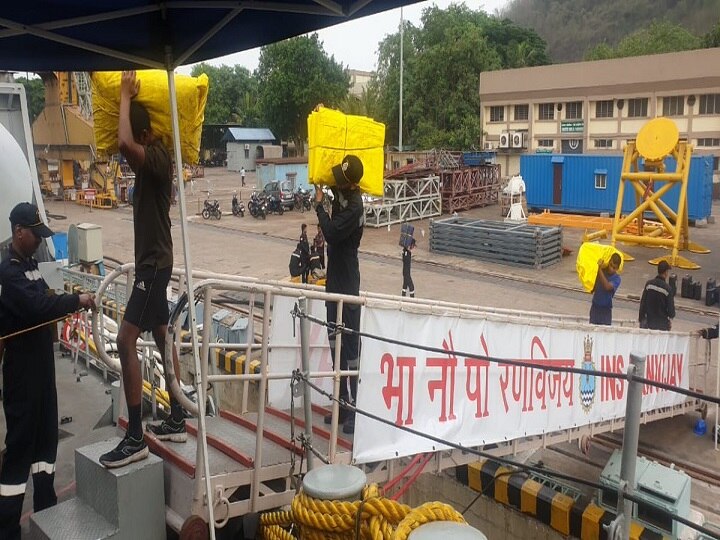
left=354, top=307, right=689, bottom=464
left=267, top=295, right=334, bottom=409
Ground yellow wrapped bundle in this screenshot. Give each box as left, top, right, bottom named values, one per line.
left=576, top=242, right=625, bottom=292
left=91, top=70, right=209, bottom=164
left=307, top=106, right=385, bottom=196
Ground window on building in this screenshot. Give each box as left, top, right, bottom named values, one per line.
left=565, top=101, right=583, bottom=119
left=537, top=139, right=554, bottom=148
left=699, top=94, right=720, bottom=115
left=627, top=98, right=648, bottom=118
left=714, top=157, right=719, bottom=172
left=538, top=103, right=555, bottom=120
left=697, top=138, right=720, bottom=147
left=663, top=96, right=685, bottom=116
left=244, top=148, right=250, bottom=159
left=514, top=104, right=529, bottom=121
left=490, top=106, right=504, bottom=122
left=594, top=171, right=607, bottom=190
left=595, top=100, right=614, bottom=118
left=594, top=139, right=613, bottom=149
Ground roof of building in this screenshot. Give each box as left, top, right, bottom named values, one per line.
left=223, top=128, right=276, bottom=142
left=479, top=48, right=720, bottom=101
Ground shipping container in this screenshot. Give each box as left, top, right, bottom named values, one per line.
left=521, top=154, right=714, bottom=221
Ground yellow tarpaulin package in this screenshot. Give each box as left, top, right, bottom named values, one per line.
left=576, top=242, right=625, bottom=292
left=91, top=71, right=209, bottom=165
left=307, top=106, right=385, bottom=196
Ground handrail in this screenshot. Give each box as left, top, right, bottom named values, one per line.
left=91, top=263, right=199, bottom=415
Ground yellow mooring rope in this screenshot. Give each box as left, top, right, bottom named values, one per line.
left=259, top=483, right=466, bottom=540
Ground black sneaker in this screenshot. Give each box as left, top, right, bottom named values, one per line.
left=324, top=407, right=350, bottom=425
left=342, top=413, right=355, bottom=434
left=146, top=419, right=187, bottom=442
left=99, top=435, right=149, bottom=468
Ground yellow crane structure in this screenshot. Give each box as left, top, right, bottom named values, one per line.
left=32, top=71, right=119, bottom=208
left=585, top=117, right=709, bottom=269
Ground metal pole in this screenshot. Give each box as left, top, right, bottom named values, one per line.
left=716, top=312, right=719, bottom=451
left=398, top=6, right=404, bottom=151
left=165, top=60, right=216, bottom=538
left=614, top=352, right=646, bottom=540
left=298, top=297, right=315, bottom=471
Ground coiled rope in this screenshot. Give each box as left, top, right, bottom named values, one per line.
left=259, top=483, right=465, bottom=540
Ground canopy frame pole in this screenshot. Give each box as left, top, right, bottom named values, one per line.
left=0, top=16, right=163, bottom=68
left=165, top=59, right=217, bottom=538
left=174, top=8, right=244, bottom=66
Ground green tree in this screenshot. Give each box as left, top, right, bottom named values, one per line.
left=338, top=86, right=381, bottom=118
left=371, top=4, right=546, bottom=149
left=16, top=77, right=45, bottom=123
left=704, top=19, right=720, bottom=47
left=586, top=21, right=701, bottom=59
left=191, top=63, right=260, bottom=125
left=256, top=34, right=349, bottom=153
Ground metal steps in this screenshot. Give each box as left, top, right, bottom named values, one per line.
left=30, top=439, right=166, bottom=540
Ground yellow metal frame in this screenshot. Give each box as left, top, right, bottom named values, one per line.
left=599, top=118, right=708, bottom=269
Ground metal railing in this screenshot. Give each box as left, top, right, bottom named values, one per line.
left=87, top=264, right=710, bottom=533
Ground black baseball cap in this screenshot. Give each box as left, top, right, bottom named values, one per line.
left=9, top=202, right=54, bottom=238
left=658, top=260, right=671, bottom=275
left=331, top=155, right=364, bottom=189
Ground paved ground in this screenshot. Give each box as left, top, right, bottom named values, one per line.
left=7, top=166, right=720, bottom=533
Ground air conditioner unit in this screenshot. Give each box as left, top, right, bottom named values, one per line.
left=499, top=132, right=510, bottom=149
left=511, top=131, right=523, bottom=149
left=244, top=143, right=250, bottom=150
left=483, top=141, right=494, bottom=151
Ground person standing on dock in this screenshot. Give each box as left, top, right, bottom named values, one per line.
left=589, top=253, right=622, bottom=326
left=99, top=71, right=187, bottom=469
left=401, top=240, right=416, bottom=298
left=639, top=260, right=675, bottom=330
left=0, top=203, right=94, bottom=539
left=314, top=155, right=365, bottom=434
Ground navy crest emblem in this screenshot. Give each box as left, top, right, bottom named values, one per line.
left=579, top=336, right=595, bottom=413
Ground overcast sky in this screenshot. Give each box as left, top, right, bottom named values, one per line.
left=178, top=0, right=509, bottom=75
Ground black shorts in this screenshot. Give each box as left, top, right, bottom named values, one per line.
left=124, top=266, right=171, bottom=332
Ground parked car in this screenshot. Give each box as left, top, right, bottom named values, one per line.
left=262, top=181, right=294, bottom=210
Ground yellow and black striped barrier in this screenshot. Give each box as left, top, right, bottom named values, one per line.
left=212, top=348, right=260, bottom=375
left=466, top=459, right=663, bottom=540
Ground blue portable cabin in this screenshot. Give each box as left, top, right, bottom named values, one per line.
left=256, top=157, right=310, bottom=191
left=521, top=154, right=714, bottom=221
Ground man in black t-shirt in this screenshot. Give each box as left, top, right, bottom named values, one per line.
left=100, top=71, right=186, bottom=468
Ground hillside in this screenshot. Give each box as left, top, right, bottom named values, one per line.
left=501, top=0, right=720, bottom=63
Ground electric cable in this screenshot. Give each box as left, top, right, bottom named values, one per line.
left=293, top=308, right=720, bottom=407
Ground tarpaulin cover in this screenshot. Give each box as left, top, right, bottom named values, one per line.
left=576, top=242, right=625, bottom=292
left=91, top=71, right=208, bottom=164
left=307, top=106, right=385, bottom=196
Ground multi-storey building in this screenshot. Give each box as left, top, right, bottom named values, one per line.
left=479, top=48, right=720, bottom=182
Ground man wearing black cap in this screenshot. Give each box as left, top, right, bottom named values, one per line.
left=99, top=70, right=187, bottom=469
left=639, top=260, right=675, bottom=331
left=0, top=202, right=94, bottom=539
left=314, top=155, right=365, bottom=434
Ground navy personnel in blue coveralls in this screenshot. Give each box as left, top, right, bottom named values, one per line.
left=314, top=155, right=365, bottom=434
left=0, top=202, right=94, bottom=540
left=589, top=253, right=622, bottom=326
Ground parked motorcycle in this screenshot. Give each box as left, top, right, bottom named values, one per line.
left=293, top=188, right=312, bottom=212
left=231, top=191, right=245, bottom=217
left=265, top=194, right=284, bottom=215
left=202, top=198, right=222, bottom=220
left=248, top=192, right=267, bottom=219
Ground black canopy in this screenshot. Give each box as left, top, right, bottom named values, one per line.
left=0, top=1, right=420, bottom=71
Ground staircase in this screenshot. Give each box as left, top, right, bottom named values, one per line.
left=30, top=439, right=166, bottom=540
